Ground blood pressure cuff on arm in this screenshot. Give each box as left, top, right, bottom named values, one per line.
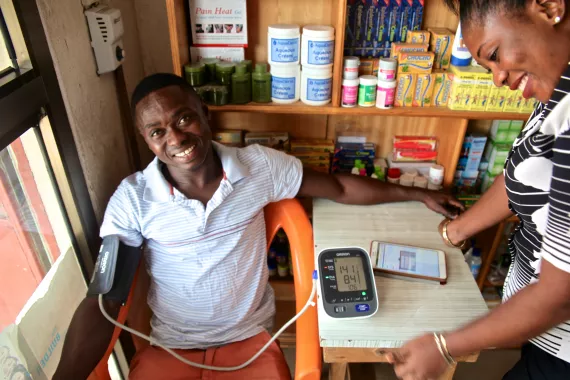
left=87, top=235, right=143, bottom=304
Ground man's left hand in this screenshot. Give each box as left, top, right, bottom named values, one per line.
left=387, top=334, right=450, bottom=380
left=421, top=191, right=464, bottom=219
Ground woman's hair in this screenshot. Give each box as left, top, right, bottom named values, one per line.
left=444, top=0, right=528, bottom=23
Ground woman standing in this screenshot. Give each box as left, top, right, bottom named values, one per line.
left=389, top=1, right=570, bottom=379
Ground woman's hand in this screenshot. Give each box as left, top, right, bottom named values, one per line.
left=421, top=191, right=464, bottom=219
left=387, top=334, right=450, bottom=380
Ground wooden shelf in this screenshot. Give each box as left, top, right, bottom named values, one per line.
left=208, top=102, right=530, bottom=120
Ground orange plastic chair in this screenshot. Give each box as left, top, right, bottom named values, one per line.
left=89, top=199, right=321, bottom=380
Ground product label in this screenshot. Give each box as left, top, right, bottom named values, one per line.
left=272, top=76, right=296, bottom=99
left=271, top=38, right=299, bottom=63
left=379, top=68, right=395, bottom=80
left=358, top=84, right=376, bottom=106
left=307, top=78, right=332, bottom=101
left=376, top=87, right=395, bottom=108
left=308, top=40, right=334, bottom=65
left=342, top=85, right=358, bottom=106
left=189, top=0, right=248, bottom=46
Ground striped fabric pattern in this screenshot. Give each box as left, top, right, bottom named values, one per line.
left=100, top=142, right=303, bottom=349
left=504, top=63, right=570, bottom=362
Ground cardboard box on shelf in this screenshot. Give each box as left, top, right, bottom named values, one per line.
left=397, top=51, right=434, bottom=74
left=189, top=0, right=248, bottom=47
left=503, top=89, right=522, bottom=113
left=190, top=47, right=245, bottom=63
left=458, top=134, right=488, bottom=172
left=395, top=73, right=417, bottom=107
left=245, top=132, right=289, bottom=151
left=428, top=27, right=454, bottom=70
left=431, top=71, right=452, bottom=107
left=406, top=30, right=430, bottom=44
left=472, top=70, right=493, bottom=111
left=484, top=140, right=512, bottom=175
left=486, top=85, right=508, bottom=112
left=214, top=130, right=243, bottom=147
left=413, top=73, right=435, bottom=107
left=489, top=120, right=511, bottom=143
left=448, top=65, right=478, bottom=110
left=290, top=139, right=335, bottom=153
left=390, top=42, right=429, bottom=58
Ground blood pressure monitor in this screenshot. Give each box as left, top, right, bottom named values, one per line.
left=318, top=247, right=378, bottom=319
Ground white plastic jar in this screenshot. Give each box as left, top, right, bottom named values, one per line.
left=343, top=56, right=360, bottom=79
left=375, top=79, right=397, bottom=109
left=341, top=78, right=359, bottom=107
left=271, top=64, right=300, bottom=104
left=378, top=58, right=397, bottom=81
left=301, top=66, right=332, bottom=106
left=301, top=25, right=335, bottom=68
left=268, top=24, right=300, bottom=65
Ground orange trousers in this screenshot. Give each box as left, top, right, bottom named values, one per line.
left=129, top=331, right=291, bottom=380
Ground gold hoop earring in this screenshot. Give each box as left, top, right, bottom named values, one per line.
left=555, top=16, right=561, bottom=24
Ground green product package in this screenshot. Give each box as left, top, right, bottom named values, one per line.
left=252, top=63, right=272, bottom=103
left=358, top=84, right=376, bottom=106
left=484, top=141, right=511, bottom=175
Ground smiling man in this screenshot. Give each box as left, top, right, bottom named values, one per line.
left=53, top=73, right=461, bottom=380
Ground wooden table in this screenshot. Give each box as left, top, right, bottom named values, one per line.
left=313, top=200, right=489, bottom=380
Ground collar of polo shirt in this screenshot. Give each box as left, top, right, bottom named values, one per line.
left=142, top=141, right=250, bottom=202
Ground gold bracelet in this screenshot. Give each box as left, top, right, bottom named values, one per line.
left=442, top=219, right=466, bottom=249
left=439, top=334, right=457, bottom=365
left=433, top=333, right=454, bottom=367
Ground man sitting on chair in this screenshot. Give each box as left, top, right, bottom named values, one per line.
left=53, top=73, right=461, bottom=380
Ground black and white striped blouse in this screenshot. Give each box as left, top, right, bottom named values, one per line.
left=504, top=62, right=570, bottom=362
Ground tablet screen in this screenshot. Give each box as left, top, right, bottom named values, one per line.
left=377, top=243, right=440, bottom=277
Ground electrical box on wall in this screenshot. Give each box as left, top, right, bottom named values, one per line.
left=85, top=5, right=125, bottom=74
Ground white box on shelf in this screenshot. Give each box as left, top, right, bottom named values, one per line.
left=189, top=0, right=248, bottom=47
left=190, top=47, right=245, bottom=63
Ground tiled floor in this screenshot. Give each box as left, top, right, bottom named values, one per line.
left=283, top=348, right=520, bottom=380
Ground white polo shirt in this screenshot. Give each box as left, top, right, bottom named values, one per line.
left=99, top=142, right=303, bottom=349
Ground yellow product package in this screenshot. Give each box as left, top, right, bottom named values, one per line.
left=397, top=52, right=435, bottom=74
left=503, top=89, right=521, bottom=112
left=358, top=58, right=380, bottom=77
left=428, top=27, right=454, bottom=70
left=390, top=43, right=429, bottom=59
left=472, top=70, right=493, bottom=111
left=520, top=97, right=537, bottom=113
left=448, top=65, right=478, bottom=110
left=395, top=73, right=417, bottom=107
left=406, top=30, right=430, bottom=44
left=431, top=71, right=453, bottom=107
left=486, top=86, right=508, bottom=112
left=413, top=73, right=435, bottom=107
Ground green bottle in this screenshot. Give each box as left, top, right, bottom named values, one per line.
left=231, top=64, right=251, bottom=104
left=240, top=59, right=253, bottom=73
left=252, top=63, right=272, bottom=103
left=201, top=58, right=219, bottom=82
left=184, top=62, right=206, bottom=87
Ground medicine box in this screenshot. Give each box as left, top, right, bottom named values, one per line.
left=245, top=132, right=289, bottom=151
left=190, top=47, right=245, bottom=63
left=486, top=85, right=508, bottom=112
left=472, top=70, right=493, bottom=111
left=489, top=120, right=511, bottom=143
left=521, top=97, right=537, bottom=113
left=393, top=136, right=437, bottom=151
left=484, top=140, right=511, bottom=175
left=431, top=71, right=452, bottom=107
left=214, top=130, right=243, bottom=147
left=481, top=171, right=497, bottom=193
left=503, top=89, right=521, bottom=113
left=290, top=139, right=335, bottom=153
left=395, top=73, right=417, bottom=107
left=358, top=58, right=381, bottom=77
left=412, top=73, right=435, bottom=107
left=457, top=135, right=487, bottom=172
left=406, top=30, right=430, bottom=44
left=428, top=27, right=454, bottom=70
left=448, top=65, right=478, bottom=110
left=397, top=51, right=434, bottom=74
left=508, top=121, right=524, bottom=142
left=390, top=43, right=429, bottom=58
left=189, top=0, right=248, bottom=47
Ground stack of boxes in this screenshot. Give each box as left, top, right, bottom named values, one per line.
left=480, top=120, right=524, bottom=191
left=344, top=0, right=424, bottom=58
left=454, top=134, right=488, bottom=194
left=290, top=140, right=334, bottom=173
left=332, top=139, right=377, bottom=175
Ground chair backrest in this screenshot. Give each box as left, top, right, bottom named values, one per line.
left=90, top=199, right=321, bottom=380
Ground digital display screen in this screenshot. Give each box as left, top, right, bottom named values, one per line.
left=378, top=244, right=440, bottom=277
left=334, top=257, right=367, bottom=292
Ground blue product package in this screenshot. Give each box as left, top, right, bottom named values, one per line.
left=388, top=0, right=402, bottom=42
left=364, top=0, right=378, bottom=48
left=345, top=2, right=356, bottom=48
left=353, top=1, right=367, bottom=49
left=399, top=0, right=413, bottom=42
left=375, top=0, right=391, bottom=45
left=411, top=0, right=424, bottom=31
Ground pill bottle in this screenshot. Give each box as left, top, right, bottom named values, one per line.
left=301, top=25, right=335, bottom=68
left=429, top=165, right=445, bottom=186
left=268, top=24, right=300, bottom=65
left=271, top=64, right=300, bottom=104
left=378, top=58, right=397, bottom=81
left=358, top=75, right=377, bottom=107
left=341, top=78, right=359, bottom=107
left=184, top=62, right=206, bottom=87
left=301, top=66, right=332, bottom=106
left=240, top=59, right=253, bottom=73
left=375, top=79, right=396, bottom=109
left=252, top=63, right=272, bottom=103
left=201, top=58, right=219, bottom=82
left=400, top=174, right=415, bottom=187
left=215, top=62, right=236, bottom=86
left=387, top=168, right=401, bottom=184
left=343, top=56, right=360, bottom=79
left=231, top=64, right=251, bottom=104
